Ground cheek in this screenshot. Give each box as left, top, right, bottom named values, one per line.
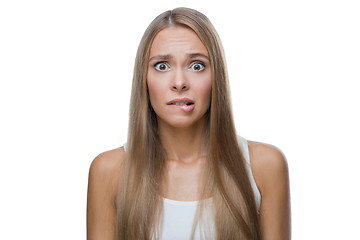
left=194, top=75, right=212, bottom=102
left=147, top=75, right=165, bottom=108
left=147, top=82, right=157, bottom=107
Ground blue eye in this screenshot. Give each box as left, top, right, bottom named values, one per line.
left=154, top=62, right=170, bottom=71
left=190, top=62, right=205, bottom=71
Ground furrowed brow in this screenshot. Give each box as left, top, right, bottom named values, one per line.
left=187, top=53, right=210, bottom=61
left=149, top=54, right=173, bottom=62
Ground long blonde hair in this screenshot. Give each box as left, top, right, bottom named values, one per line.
left=116, top=7, right=260, bottom=239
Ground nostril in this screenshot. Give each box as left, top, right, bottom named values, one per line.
left=172, top=83, right=188, bottom=91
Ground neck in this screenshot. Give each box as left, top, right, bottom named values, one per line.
left=158, top=118, right=209, bottom=163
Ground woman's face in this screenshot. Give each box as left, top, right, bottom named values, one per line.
left=147, top=26, right=212, bottom=129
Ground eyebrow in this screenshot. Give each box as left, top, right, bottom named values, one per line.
left=187, top=53, right=210, bottom=61
left=149, top=54, right=173, bottom=62
left=148, top=53, right=210, bottom=62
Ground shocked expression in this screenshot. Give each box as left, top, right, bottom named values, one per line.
left=147, top=26, right=212, bottom=129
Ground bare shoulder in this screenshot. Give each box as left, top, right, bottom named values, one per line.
left=247, top=141, right=291, bottom=238
left=87, top=147, right=126, bottom=239
left=89, top=147, right=125, bottom=176
left=247, top=140, right=287, bottom=168
left=88, top=147, right=126, bottom=201
left=247, top=141, right=289, bottom=195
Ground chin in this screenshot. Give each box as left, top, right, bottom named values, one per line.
left=158, top=116, right=206, bottom=129
left=162, top=119, right=193, bottom=128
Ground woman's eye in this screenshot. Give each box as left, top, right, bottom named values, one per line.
left=154, top=62, right=169, bottom=71
left=190, top=62, right=205, bottom=71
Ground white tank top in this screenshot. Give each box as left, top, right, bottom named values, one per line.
left=123, top=135, right=261, bottom=239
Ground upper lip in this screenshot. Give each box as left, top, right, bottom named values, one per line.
left=167, top=98, right=194, bottom=105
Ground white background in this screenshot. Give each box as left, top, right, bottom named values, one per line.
left=1, top=0, right=359, bottom=239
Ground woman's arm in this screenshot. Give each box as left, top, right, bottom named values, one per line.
left=248, top=141, right=291, bottom=240
left=86, top=148, right=124, bottom=240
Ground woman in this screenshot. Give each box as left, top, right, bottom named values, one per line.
left=87, top=7, right=291, bottom=240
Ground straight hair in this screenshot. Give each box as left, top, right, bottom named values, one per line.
left=116, top=7, right=261, bottom=239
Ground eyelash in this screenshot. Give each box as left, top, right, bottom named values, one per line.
left=153, top=61, right=206, bottom=72
left=154, top=62, right=170, bottom=71
left=190, top=61, right=206, bottom=71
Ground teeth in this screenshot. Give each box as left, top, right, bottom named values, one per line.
left=175, top=102, right=186, bottom=106
left=171, top=102, right=193, bottom=106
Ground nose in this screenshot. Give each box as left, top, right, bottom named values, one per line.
left=171, top=69, right=189, bottom=92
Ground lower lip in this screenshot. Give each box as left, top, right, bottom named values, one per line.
left=170, top=104, right=195, bottom=112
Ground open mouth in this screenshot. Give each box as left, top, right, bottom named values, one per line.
left=171, top=102, right=194, bottom=106
left=166, top=98, right=195, bottom=112
left=167, top=98, right=195, bottom=112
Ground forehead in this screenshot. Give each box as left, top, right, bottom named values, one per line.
left=149, top=26, right=208, bottom=56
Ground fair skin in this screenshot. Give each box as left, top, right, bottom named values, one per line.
left=87, top=26, right=291, bottom=239
left=147, top=26, right=212, bottom=200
